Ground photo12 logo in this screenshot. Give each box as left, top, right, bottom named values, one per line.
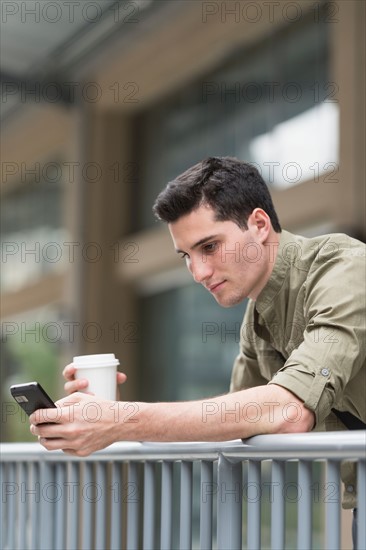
left=1, top=161, right=139, bottom=185
left=1, top=80, right=140, bottom=106
left=1, top=320, right=140, bottom=345
left=1, top=1, right=140, bottom=24
left=201, top=2, right=339, bottom=24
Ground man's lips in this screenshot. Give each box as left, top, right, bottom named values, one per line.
left=207, top=280, right=226, bottom=293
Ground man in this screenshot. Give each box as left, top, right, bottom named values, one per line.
left=30, top=157, right=365, bottom=541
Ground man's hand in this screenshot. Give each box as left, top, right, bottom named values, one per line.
left=29, top=393, right=133, bottom=457
left=62, top=363, right=127, bottom=398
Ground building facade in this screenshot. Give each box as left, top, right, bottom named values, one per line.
left=1, top=1, right=365, bottom=440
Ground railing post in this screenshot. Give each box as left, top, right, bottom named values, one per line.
left=95, top=462, right=108, bottom=549
left=247, top=460, right=261, bottom=550
left=160, top=461, right=173, bottom=550
left=325, top=460, right=341, bottom=550
left=357, top=460, right=366, bottom=550
left=143, top=461, right=155, bottom=550
left=110, top=462, right=123, bottom=550
left=30, top=463, right=39, bottom=550
left=2, top=463, right=16, bottom=550
left=126, top=462, right=140, bottom=550
left=180, top=461, right=192, bottom=550
left=55, top=463, right=67, bottom=550
left=17, top=462, right=28, bottom=550
left=81, top=462, right=93, bottom=550
left=217, top=455, right=242, bottom=550
left=39, top=461, right=55, bottom=550
left=0, top=463, right=4, bottom=550
left=200, top=461, right=213, bottom=550
left=67, top=461, right=80, bottom=550
left=271, top=460, right=285, bottom=550
left=297, top=460, right=313, bottom=550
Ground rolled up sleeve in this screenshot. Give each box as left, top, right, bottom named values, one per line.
left=269, top=363, right=332, bottom=427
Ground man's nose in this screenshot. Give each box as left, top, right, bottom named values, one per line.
left=189, top=257, right=213, bottom=284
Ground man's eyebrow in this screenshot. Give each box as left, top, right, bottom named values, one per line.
left=175, top=234, right=219, bottom=254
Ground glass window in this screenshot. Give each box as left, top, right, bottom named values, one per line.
left=139, top=283, right=246, bottom=402
left=135, top=11, right=334, bottom=230
left=135, top=11, right=334, bottom=408
left=1, top=164, right=68, bottom=293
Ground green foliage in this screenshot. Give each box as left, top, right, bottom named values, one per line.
left=2, top=325, right=59, bottom=442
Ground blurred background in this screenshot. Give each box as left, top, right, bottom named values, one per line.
left=1, top=0, right=365, bottom=443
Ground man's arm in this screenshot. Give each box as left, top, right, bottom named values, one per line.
left=29, top=384, right=314, bottom=457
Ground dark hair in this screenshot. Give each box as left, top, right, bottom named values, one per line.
left=152, top=156, right=282, bottom=232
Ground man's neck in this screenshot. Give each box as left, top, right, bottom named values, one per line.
left=251, top=230, right=281, bottom=301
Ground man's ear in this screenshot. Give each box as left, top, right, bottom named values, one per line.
left=248, top=208, right=271, bottom=240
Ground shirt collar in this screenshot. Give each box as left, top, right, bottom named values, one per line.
left=255, top=230, right=296, bottom=316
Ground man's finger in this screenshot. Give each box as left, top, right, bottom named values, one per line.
left=39, top=436, right=67, bottom=451
left=29, top=406, right=63, bottom=425
left=117, top=372, right=127, bottom=384
left=64, top=378, right=89, bottom=394
left=62, top=363, right=76, bottom=380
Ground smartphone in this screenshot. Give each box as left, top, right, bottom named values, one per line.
left=10, top=382, right=56, bottom=418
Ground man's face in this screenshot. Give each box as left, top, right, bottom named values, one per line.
left=168, top=204, right=276, bottom=307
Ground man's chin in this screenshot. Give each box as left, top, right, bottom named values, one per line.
left=214, top=294, right=246, bottom=308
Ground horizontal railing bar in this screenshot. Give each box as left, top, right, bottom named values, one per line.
left=221, top=450, right=363, bottom=461
left=1, top=432, right=365, bottom=463
left=1, top=448, right=360, bottom=462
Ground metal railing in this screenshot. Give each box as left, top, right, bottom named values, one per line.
left=1, top=431, right=365, bottom=550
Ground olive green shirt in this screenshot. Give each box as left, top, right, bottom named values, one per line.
left=230, top=230, right=366, bottom=508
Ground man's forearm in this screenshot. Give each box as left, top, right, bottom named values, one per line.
left=30, top=384, right=314, bottom=456
left=116, top=384, right=314, bottom=442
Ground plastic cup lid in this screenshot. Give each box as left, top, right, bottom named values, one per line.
left=73, top=353, right=119, bottom=368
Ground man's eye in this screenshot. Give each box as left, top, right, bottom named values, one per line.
left=203, top=243, right=217, bottom=254
left=179, top=252, right=188, bottom=259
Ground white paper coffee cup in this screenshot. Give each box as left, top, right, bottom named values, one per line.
left=73, top=353, right=119, bottom=400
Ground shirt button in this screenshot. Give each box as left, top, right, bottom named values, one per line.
left=321, top=368, right=329, bottom=376
left=346, top=485, right=354, bottom=493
